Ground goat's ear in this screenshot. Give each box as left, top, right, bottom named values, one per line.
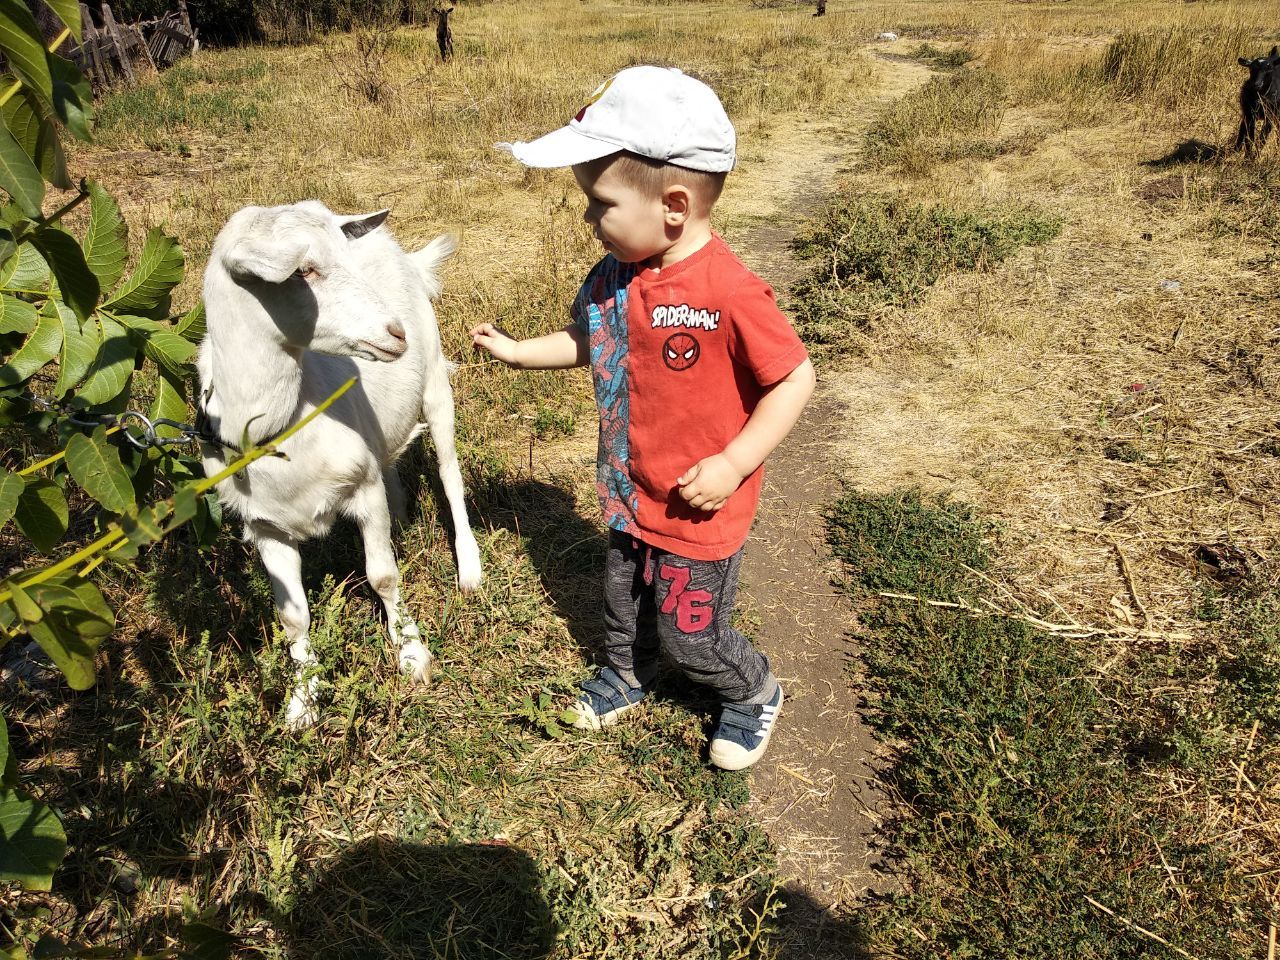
left=337, top=210, right=390, bottom=240
left=1270, top=45, right=1279, bottom=59
left=222, top=239, right=307, bottom=284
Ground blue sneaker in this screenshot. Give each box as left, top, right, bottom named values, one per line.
left=709, top=683, right=783, bottom=771
left=567, top=666, right=651, bottom=731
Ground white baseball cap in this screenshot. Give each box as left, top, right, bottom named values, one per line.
left=497, top=65, right=736, bottom=173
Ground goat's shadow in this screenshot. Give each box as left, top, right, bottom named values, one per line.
left=1143, top=138, right=1226, bottom=168
left=281, top=837, right=555, bottom=959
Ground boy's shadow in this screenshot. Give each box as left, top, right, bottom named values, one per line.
left=479, top=477, right=609, bottom=665
left=282, top=837, right=554, bottom=959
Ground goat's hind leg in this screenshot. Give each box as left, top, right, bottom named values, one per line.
left=352, top=480, right=432, bottom=685
left=423, top=362, right=482, bottom=591
left=254, top=529, right=321, bottom=730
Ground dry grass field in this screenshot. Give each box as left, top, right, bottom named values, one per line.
left=3, top=0, right=1279, bottom=957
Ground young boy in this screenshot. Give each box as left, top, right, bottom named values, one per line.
left=472, top=65, right=815, bottom=771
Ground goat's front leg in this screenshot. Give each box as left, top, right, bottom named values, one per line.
left=352, top=480, right=432, bottom=685
left=423, top=364, right=483, bottom=591
left=254, top=530, right=320, bottom=729
left=1237, top=115, right=1254, bottom=151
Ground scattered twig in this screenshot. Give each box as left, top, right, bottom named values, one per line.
left=875, top=591, right=1192, bottom=642
left=1112, top=542, right=1151, bottom=628
left=1083, top=895, right=1203, bottom=960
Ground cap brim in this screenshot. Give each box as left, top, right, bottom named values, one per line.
left=497, top=125, right=621, bottom=168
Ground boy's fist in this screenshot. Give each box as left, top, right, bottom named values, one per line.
left=470, top=322, right=520, bottom=367
left=677, top=454, right=744, bottom=512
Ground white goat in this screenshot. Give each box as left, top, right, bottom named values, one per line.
left=198, top=200, right=482, bottom=728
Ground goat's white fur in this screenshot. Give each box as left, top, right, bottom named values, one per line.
left=199, top=200, right=482, bottom=728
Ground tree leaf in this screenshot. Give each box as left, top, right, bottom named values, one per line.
left=65, top=426, right=133, bottom=514
left=0, top=84, right=68, bottom=190
left=2, top=242, right=48, bottom=291
left=147, top=367, right=187, bottom=439
left=0, top=300, right=61, bottom=388
left=51, top=301, right=98, bottom=396
left=75, top=317, right=132, bottom=405
left=176, top=301, right=205, bottom=341
left=30, top=226, right=98, bottom=321
left=0, top=0, right=55, bottom=108
left=0, top=468, right=21, bottom=528
left=143, top=328, right=196, bottom=376
left=102, top=228, right=183, bottom=319
left=48, top=53, right=91, bottom=144
left=39, top=0, right=81, bottom=44
left=9, top=581, right=40, bottom=623
left=0, top=786, right=66, bottom=891
left=14, top=476, right=67, bottom=553
left=0, top=709, right=11, bottom=787
left=0, top=122, right=44, bottom=219
left=83, top=180, right=126, bottom=292
left=0, top=293, right=37, bottom=334
left=180, top=921, right=237, bottom=960
left=24, top=578, right=111, bottom=689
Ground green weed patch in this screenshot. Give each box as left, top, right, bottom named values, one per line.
left=863, top=70, right=1007, bottom=176
left=790, top=196, right=1061, bottom=352
left=96, top=63, right=265, bottom=151
left=908, top=43, right=976, bottom=69
left=826, top=489, right=1274, bottom=958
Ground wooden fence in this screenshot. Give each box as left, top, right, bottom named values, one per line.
left=72, top=1, right=197, bottom=89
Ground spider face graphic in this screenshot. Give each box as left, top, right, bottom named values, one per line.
left=662, top=333, right=700, bottom=371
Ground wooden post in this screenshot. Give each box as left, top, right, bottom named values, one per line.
left=99, top=3, right=134, bottom=83
left=77, top=4, right=104, bottom=86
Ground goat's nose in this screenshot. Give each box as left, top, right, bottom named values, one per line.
left=388, top=321, right=406, bottom=342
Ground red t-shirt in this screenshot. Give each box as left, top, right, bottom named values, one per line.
left=572, top=234, right=808, bottom=561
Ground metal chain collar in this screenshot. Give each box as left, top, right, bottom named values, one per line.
left=21, top=393, right=240, bottom=455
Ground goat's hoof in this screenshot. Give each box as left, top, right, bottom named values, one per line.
left=285, top=677, right=322, bottom=730
left=455, top=536, right=482, bottom=593
left=399, top=639, right=433, bottom=685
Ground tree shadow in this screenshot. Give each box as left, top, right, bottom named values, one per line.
left=477, top=476, right=609, bottom=664
left=283, top=837, right=555, bottom=959
left=772, top=886, right=875, bottom=960
left=1143, top=138, right=1225, bottom=168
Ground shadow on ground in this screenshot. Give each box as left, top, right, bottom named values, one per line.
left=283, top=837, right=555, bottom=959
left=1144, top=138, right=1225, bottom=167
left=772, top=887, right=874, bottom=960
left=479, top=476, right=608, bottom=664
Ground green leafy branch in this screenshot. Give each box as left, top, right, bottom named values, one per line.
left=0, top=378, right=353, bottom=912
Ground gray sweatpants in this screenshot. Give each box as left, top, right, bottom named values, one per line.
left=602, top=531, right=777, bottom=706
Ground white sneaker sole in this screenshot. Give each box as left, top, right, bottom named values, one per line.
left=567, top=696, right=644, bottom=731
left=709, top=687, right=784, bottom=771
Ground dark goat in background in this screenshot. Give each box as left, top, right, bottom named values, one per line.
left=1235, top=46, right=1280, bottom=153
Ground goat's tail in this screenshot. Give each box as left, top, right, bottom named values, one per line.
left=410, top=234, right=457, bottom=299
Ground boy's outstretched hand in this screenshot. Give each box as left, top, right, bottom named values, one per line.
left=470, top=322, right=520, bottom=366
left=677, top=454, right=745, bottom=512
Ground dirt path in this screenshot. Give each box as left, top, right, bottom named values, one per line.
left=721, top=51, right=933, bottom=937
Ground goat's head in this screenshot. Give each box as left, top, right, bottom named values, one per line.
left=208, top=201, right=409, bottom=362
left=1238, top=47, right=1280, bottom=90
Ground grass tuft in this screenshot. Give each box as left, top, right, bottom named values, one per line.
left=789, top=195, right=1062, bottom=353
left=908, top=42, right=976, bottom=69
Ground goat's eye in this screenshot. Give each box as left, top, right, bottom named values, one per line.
left=295, top=266, right=318, bottom=281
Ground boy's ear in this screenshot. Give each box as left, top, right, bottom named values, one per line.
left=662, top=184, right=693, bottom=225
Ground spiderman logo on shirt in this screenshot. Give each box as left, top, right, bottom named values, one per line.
left=662, top=332, right=700, bottom=371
